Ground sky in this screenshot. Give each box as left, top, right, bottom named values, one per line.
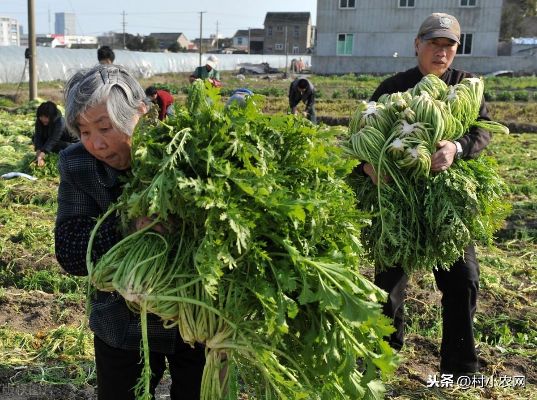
left=2, top=0, right=317, bottom=39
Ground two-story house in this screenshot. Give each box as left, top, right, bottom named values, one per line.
left=149, top=32, right=190, bottom=51
left=232, top=28, right=265, bottom=54
left=263, top=12, right=314, bottom=55
left=313, top=0, right=503, bottom=74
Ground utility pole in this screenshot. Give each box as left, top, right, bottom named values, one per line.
left=284, top=26, right=288, bottom=78
left=28, top=0, right=37, bottom=100
left=198, top=11, right=206, bottom=67
left=122, top=11, right=127, bottom=49
left=215, top=20, right=219, bottom=50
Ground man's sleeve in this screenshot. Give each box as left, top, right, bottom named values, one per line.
left=370, top=80, right=394, bottom=102
left=456, top=98, right=491, bottom=158
left=305, top=88, right=315, bottom=108
left=289, top=83, right=298, bottom=108
left=454, top=72, right=491, bottom=158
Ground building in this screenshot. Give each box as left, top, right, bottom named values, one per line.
left=55, top=12, right=76, bottom=35
left=314, top=0, right=504, bottom=74
left=232, top=28, right=264, bottom=54
left=263, top=12, right=314, bottom=54
left=511, top=37, right=537, bottom=56
left=148, top=32, right=190, bottom=51
left=35, top=34, right=98, bottom=48
left=0, top=16, right=20, bottom=46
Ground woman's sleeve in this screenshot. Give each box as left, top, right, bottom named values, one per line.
left=41, top=117, right=66, bottom=153
left=54, top=153, right=122, bottom=276
left=33, top=120, right=43, bottom=151
left=55, top=215, right=121, bottom=276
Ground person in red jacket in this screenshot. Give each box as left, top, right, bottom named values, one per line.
left=145, top=86, right=175, bottom=120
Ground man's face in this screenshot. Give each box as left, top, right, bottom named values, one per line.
left=415, top=37, right=458, bottom=77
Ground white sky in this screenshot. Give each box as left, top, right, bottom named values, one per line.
left=2, top=0, right=318, bottom=39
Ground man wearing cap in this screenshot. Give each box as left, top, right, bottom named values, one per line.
left=189, top=55, right=222, bottom=87
left=359, top=13, right=492, bottom=377
left=289, top=78, right=317, bottom=124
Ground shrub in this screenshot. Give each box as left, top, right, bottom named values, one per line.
left=514, top=90, right=529, bottom=102
left=496, top=91, right=514, bottom=101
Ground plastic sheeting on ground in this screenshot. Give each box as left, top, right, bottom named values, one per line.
left=0, top=46, right=311, bottom=83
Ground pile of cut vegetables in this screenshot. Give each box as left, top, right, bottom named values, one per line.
left=88, top=80, right=397, bottom=400
left=346, top=74, right=511, bottom=273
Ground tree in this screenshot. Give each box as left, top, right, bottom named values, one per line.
left=141, top=36, right=159, bottom=52
left=126, top=34, right=143, bottom=51
left=167, top=42, right=183, bottom=53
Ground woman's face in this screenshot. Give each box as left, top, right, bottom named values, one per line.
left=77, top=103, right=138, bottom=170
left=39, top=115, right=50, bottom=126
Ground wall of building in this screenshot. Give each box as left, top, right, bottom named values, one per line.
left=316, top=0, right=503, bottom=57
left=0, top=17, right=20, bottom=46
left=312, top=54, right=537, bottom=75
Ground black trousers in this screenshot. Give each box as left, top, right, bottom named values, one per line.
left=94, top=334, right=206, bottom=400
left=374, top=245, right=480, bottom=373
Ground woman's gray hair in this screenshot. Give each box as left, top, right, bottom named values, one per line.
left=64, top=64, right=145, bottom=137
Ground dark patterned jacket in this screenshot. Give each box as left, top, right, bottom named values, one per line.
left=55, top=143, right=178, bottom=353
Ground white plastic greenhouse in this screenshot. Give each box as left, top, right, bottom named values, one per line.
left=0, top=46, right=310, bottom=84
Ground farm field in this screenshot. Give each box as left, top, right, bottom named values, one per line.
left=0, top=73, right=536, bottom=399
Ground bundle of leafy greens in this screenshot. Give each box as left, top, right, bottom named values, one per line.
left=88, top=80, right=397, bottom=400
left=346, top=75, right=511, bottom=273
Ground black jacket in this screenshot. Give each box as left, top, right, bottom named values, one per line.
left=55, top=143, right=178, bottom=353
left=33, top=115, right=77, bottom=153
left=288, top=79, right=315, bottom=110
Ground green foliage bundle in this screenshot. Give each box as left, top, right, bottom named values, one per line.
left=88, top=80, right=397, bottom=399
left=346, top=75, right=511, bottom=273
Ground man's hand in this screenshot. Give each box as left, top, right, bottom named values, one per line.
left=431, top=140, right=457, bottom=172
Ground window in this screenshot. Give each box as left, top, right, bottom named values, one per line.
left=339, top=0, right=356, bottom=8
left=294, top=25, right=300, bottom=38
left=292, top=46, right=300, bottom=54
left=275, top=43, right=284, bottom=50
left=276, top=25, right=284, bottom=32
left=237, top=37, right=243, bottom=45
left=337, top=33, right=354, bottom=55
left=268, top=26, right=273, bottom=36
left=460, top=0, right=476, bottom=6
left=457, top=33, right=473, bottom=55
left=399, top=0, right=415, bottom=7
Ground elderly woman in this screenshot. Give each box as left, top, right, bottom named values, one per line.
left=55, top=64, right=205, bottom=400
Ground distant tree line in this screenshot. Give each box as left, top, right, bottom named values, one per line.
left=501, top=0, right=537, bottom=39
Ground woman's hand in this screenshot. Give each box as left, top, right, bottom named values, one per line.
left=363, top=163, right=391, bottom=185
left=135, top=216, right=168, bottom=234
left=36, top=151, right=46, bottom=167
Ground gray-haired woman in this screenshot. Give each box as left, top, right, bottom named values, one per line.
left=55, top=64, right=205, bottom=400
